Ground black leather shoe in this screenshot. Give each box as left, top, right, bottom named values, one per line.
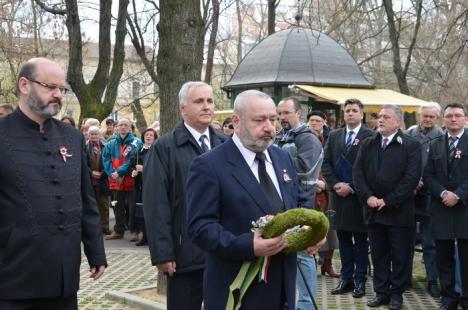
left=352, top=282, right=366, bottom=298
left=427, top=281, right=441, bottom=298
left=367, top=295, right=390, bottom=308
left=331, top=281, right=355, bottom=295
left=389, top=295, right=403, bottom=310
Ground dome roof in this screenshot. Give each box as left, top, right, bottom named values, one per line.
left=224, top=28, right=373, bottom=89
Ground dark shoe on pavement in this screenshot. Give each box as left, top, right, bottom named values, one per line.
left=105, top=231, right=123, bottom=240
left=367, top=295, right=390, bottom=308
left=389, top=295, right=403, bottom=310
left=331, top=281, right=355, bottom=295
left=135, top=239, right=147, bottom=246
left=427, top=281, right=441, bottom=298
left=352, top=282, right=366, bottom=298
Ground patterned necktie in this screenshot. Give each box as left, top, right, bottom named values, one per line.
left=382, top=137, right=389, bottom=150
left=448, top=136, right=458, bottom=159
left=346, top=131, right=354, bottom=149
left=256, top=153, right=283, bottom=213
left=199, top=135, right=209, bottom=153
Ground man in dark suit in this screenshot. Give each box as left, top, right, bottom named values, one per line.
left=186, top=90, right=321, bottom=310
left=322, top=99, right=374, bottom=298
left=353, top=104, right=421, bottom=310
left=143, top=81, right=226, bottom=310
left=0, top=58, right=106, bottom=309
left=424, top=103, right=468, bottom=310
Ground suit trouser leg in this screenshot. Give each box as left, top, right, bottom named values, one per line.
left=167, top=269, right=203, bottom=310
left=353, top=231, right=369, bottom=285
left=418, top=215, right=438, bottom=282
left=368, top=223, right=390, bottom=297
left=95, top=186, right=109, bottom=231
left=436, top=239, right=458, bottom=306
left=457, top=239, right=468, bottom=308
left=337, top=230, right=354, bottom=284
left=113, top=190, right=126, bottom=234
left=388, top=225, right=414, bottom=296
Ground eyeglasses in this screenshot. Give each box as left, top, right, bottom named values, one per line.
left=224, top=123, right=234, bottom=129
left=26, top=77, right=70, bottom=95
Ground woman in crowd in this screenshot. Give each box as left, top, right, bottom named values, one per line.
left=132, top=128, right=158, bottom=246
left=307, top=111, right=340, bottom=278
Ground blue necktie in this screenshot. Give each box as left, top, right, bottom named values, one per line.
left=199, top=135, right=209, bottom=153
left=448, top=136, right=458, bottom=159
left=346, top=131, right=354, bottom=149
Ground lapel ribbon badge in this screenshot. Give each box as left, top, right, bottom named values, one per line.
left=59, top=146, right=72, bottom=162
left=353, top=138, right=360, bottom=146
left=283, top=169, right=292, bottom=183
left=455, top=149, right=462, bottom=159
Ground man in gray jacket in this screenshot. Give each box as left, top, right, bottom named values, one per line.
left=406, top=102, right=444, bottom=297
left=276, top=97, right=324, bottom=309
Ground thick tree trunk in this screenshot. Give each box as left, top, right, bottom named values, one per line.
left=204, top=0, right=220, bottom=84
left=157, top=0, right=204, bottom=134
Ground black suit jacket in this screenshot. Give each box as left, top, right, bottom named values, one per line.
left=0, top=109, right=106, bottom=299
left=322, top=125, right=374, bottom=231
left=353, top=130, right=421, bottom=227
left=424, top=132, right=468, bottom=239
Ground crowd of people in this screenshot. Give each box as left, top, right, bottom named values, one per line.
left=0, top=57, right=466, bottom=310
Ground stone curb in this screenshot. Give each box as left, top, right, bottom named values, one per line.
left=106, top=285, right=166, bottom=310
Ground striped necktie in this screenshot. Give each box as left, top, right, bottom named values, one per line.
left=346, top=131, right=354, bottom=149
left=448, top=136, right=458, bottom=159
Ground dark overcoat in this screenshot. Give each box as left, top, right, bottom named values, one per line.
left=322, top=125, right=374, bottom=231
left=352, top=130, right=421, bottom=227
left=142, top=122, right=226, bottom=272
left=423, top=132, right=468, bottom=239
left=0, top=109, right=106, bottom=299
left=186, top=139, right=311, bottom=310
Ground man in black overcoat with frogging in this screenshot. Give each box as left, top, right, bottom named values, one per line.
left=322, top=99, right=374, bottom=298
left=424, top=103, right=468, bottom=310
left=353, top=104, right=421, bottom=310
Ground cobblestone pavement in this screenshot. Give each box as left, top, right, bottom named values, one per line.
left=78, top=240, right=441, bottom=310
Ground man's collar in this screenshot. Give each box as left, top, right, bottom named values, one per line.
left=184, top=122, right=210, bottom=143
left=346, top=123, right=362, bottom=134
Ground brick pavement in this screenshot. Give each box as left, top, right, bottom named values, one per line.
left=78, top=241, right=441, bottom=310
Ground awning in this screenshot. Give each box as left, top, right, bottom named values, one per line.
left=294, top=85, right=428, bottom=113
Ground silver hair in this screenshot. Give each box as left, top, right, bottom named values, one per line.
left=234, top=90, right=273, bottom=118
left=419, top=101, right=442, bottom=115
left=87, top=125, right=101, bottom=134
left=117, top=117, right=132, bottom=125
left=84, top=118, right=100, bottom=127
left=381, top=104, right=403, bottom=121
left=178, top=81, right=212, bottom=106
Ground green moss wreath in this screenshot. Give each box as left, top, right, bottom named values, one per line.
left=261, top=208, right=329, bottom=254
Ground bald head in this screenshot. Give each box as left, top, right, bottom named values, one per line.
left=16, top=58, right=67, bottom=124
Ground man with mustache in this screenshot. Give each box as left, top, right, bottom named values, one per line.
left=353, top=105, right=421, bottom=310
left=186, top=90, right=321, bottom=310
left=0, top=58, right=106, bottom=309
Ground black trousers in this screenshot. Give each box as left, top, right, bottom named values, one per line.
left=167, top=269, right=203, bottom=310
left=436, top=239, right=468, bottom=308
left=368, top=223, right=414, bottom=297
left=0, top=294, right=77, bottom=310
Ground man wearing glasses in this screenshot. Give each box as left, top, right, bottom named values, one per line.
left=0, top=58, right=106, bottom=309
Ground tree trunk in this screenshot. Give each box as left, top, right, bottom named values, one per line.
left=157, top=0, right=204, bottom=134
left=130, top=98, right=148, bottom=133
left=383, top=0, right=410, bottom=94
left=267, top=0, right=277, bottom=35
left=236, top=0, right=243, bottom=64
left=204, top=0, right=220, bottom=84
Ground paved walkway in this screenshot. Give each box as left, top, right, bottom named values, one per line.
left=77, top=237, right=440, bottom=309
